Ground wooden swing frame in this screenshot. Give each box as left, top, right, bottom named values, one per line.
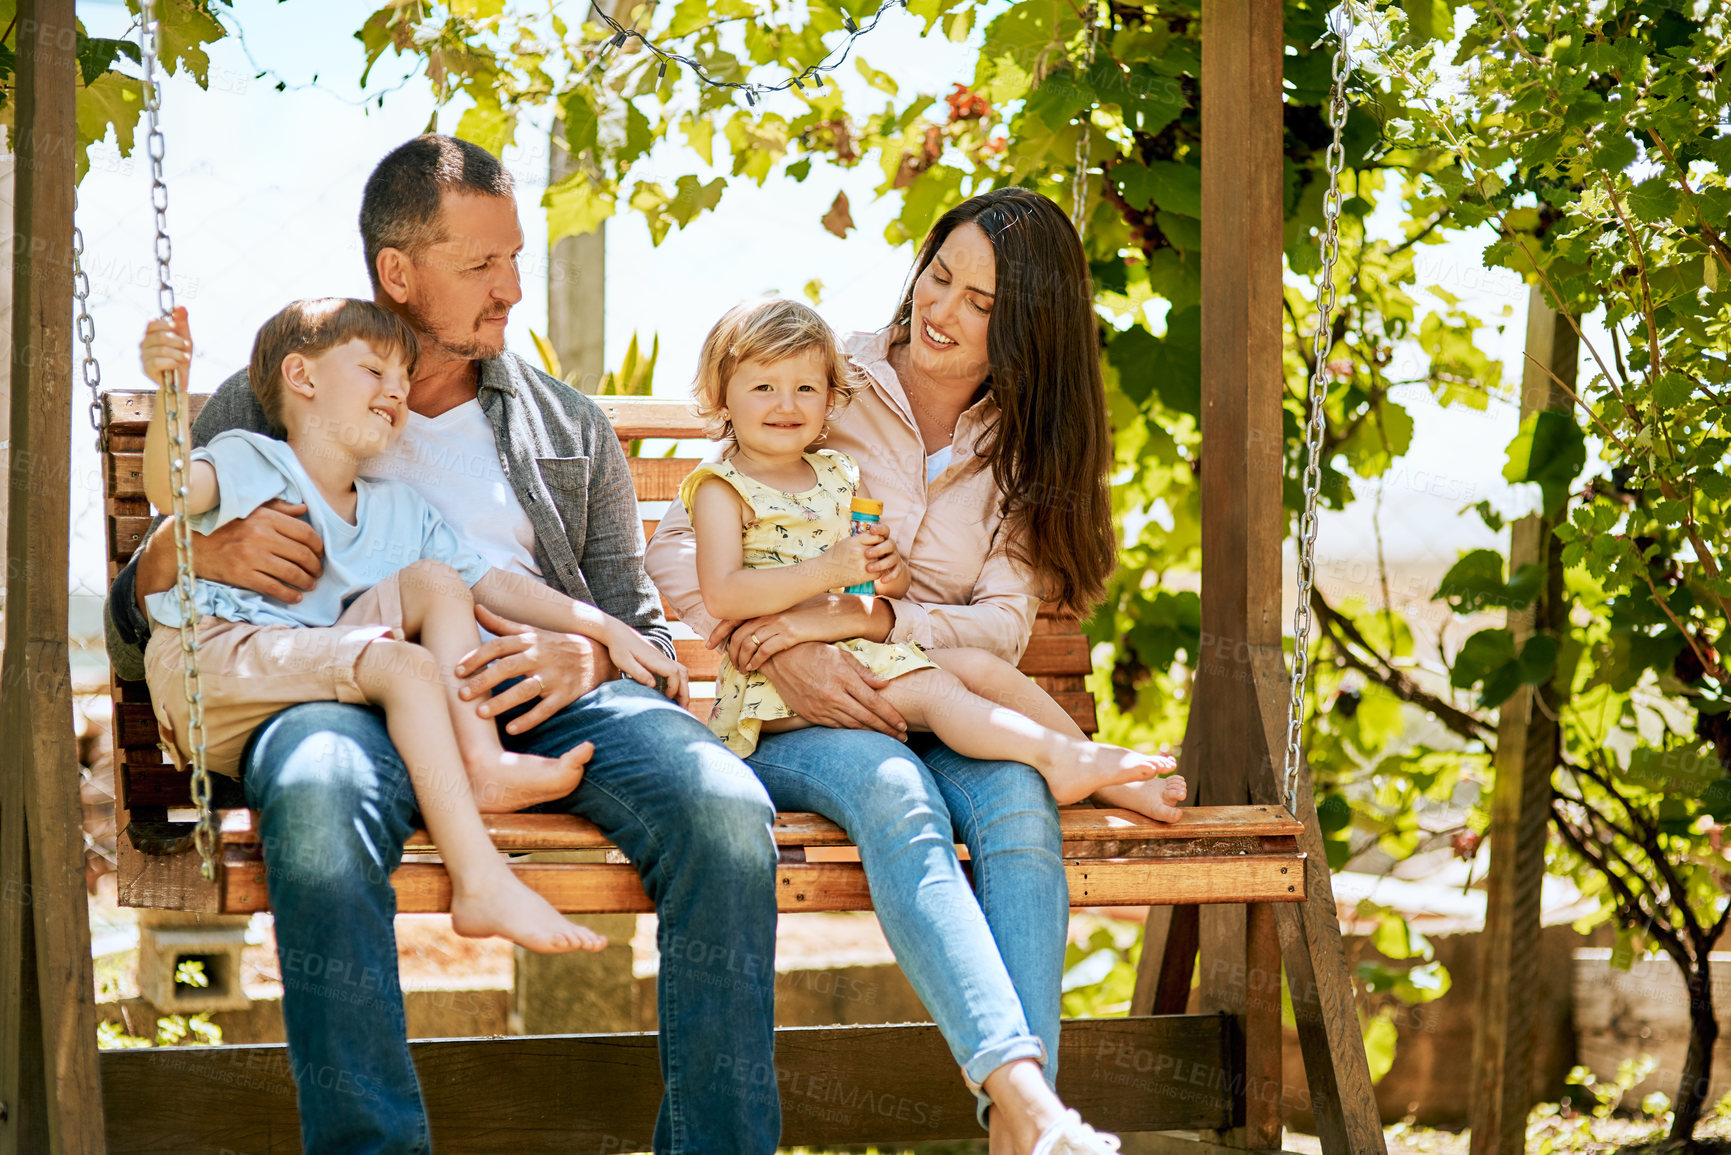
left=3, top=1, right=1392, bottom=1151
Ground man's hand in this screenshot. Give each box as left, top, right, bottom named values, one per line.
left=757, top=642, right=907, bottom=738
left=457, top=605, right=619, bottom=735
left=134, top=499, right=323, bottom=614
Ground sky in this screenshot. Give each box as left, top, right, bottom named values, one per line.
left=55, top=0, right=1578, bottom=667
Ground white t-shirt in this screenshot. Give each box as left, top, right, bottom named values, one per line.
left=925, top=445, right=953, bottom=485
left=362, top=398, right=541, bottom=578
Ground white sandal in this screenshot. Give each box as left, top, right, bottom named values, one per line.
left=1030, top=1109, right=1122, bottom=1155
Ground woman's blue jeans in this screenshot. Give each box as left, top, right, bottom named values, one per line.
left=242, top=679, right=781, bottom=1155
left=747, top=727, right=1070, bottom=1126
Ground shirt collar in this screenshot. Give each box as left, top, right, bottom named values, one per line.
left=477, top=353, right=521, bottom=398
left=847, top=329, right=996, bottom=438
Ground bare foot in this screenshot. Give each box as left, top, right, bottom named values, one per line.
left=470, top=742, right=593, bottom=813
left=450, top=869, right=607, bottom=954
left=1043, top=743, right=1178, bottom=806
left=1122, top=770, right=1187, bottom=823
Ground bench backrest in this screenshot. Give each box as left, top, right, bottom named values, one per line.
left=100, top=392, right=1098, bottom=816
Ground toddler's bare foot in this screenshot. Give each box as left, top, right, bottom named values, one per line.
left=1043, top=742, right=1176, bottom=806
left=470, top=742, right=593, bottom=813
left=451, top=869, right=607, bottom=954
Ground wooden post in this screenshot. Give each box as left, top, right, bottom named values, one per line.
left=1468, top=285, right=1573, bottom=1155
left=0, top=1, right=108, bottom=1150
left=1131, top=1, right=1290, bottom=1146
left=1131, top=2, right=1388, bottom=1151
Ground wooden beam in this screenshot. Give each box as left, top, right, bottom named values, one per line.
left=1468, top=285, right=1575, bottom=1155
left=0, top=2, right=106, bottom=1151
left=1149, top=5, right=1290, bottom=1150
left=99, top=1016, right=1239, bottom=1151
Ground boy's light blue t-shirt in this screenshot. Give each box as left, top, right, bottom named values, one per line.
left=145, top=430, right=491, bottom=629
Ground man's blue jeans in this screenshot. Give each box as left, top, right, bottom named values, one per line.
left=746, top=727, right=1069, bottom=1125
left=243, top=680, right=780, bottom=1155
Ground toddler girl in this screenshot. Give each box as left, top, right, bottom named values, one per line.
left=682, top=299, right=1186, bottom=816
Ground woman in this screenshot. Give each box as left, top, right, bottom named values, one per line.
left=648, top=188, right=1176, bottom=1153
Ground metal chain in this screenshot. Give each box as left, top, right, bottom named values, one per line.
left=71, top=191, right=107, bottom=451
left=1281, top=5, right=1355, bottom=816
left=141, top=0, right=218, bottom=882
left=1072, top=3, right=1100, bottom=240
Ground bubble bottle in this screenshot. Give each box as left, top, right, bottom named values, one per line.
left=845, top=497, right=885, bottom=594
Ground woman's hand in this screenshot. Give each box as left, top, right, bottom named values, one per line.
left=603, top=621, right=692, bottom=708
left=457, top=605, right=620, bottom=734
left=864, top=535, right=910, bottom=598
left=757, top=642, right=908, bottom=737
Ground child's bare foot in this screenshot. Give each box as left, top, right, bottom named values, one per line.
left=1122, top=770, right=1187, bottom=823
left=1043, top=743, right=1177, bottom=806
left=469, top=742, right=593, bottom=813
left=451, top=869, right=607, bottom=954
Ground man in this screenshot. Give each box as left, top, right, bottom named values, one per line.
left=105, top=135, right=781, bottom=1155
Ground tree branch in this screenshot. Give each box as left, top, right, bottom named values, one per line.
left=1312, top=588, right=1495, bottom=743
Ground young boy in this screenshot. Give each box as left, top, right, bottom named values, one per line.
left=140, top=299, right=688, bottom=954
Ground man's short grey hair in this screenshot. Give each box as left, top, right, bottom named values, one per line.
left=359, top=135, right=515, bottom=293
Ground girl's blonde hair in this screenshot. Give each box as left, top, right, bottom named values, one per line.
left=692, top=298, right=862, bottom=442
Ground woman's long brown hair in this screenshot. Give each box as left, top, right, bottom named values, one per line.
left=889, top=188, right=1115, bottom=614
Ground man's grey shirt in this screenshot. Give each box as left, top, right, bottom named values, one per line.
left=104, top=351, right=675, bottom=680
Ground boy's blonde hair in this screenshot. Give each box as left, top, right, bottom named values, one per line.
left=249, top=298, right=421, bottom=430
left=692, top=299, right=862, bottom=442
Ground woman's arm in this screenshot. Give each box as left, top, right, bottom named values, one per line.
left=690, top=478, right=881, bottom=621
left=881, top=545, right=1042, bottom=663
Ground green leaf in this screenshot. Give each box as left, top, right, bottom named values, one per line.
left=1628, top=176, right=1682, bottom=221
left=544, top=170, right=615, bottom=242
left=855, top=57, right=898, bottom=96
left=1362, top=1009, right=1399, bottom=1085
left=1625, top=747, right=1723, bottom=794
left=1141, top=161, right=1202, bottom=219
left=562, top=90, right=602, bottom=159
left=456, top=101, right=517, bottom=157
left=1401, top=0, right=1454, bottom=43
left=151, top=0, right=226, bottom=86
left=1594, top=133, right=1639, bottom=174
left=75, top=71, right=144, bottom=184
left=1024, top=68, right=1091, bottom=131
left=1435, top=549, right=1542, bottom=614
left=1503, top=409, right=1585, bottom=516
left=682, top=113, right=715, bottom=166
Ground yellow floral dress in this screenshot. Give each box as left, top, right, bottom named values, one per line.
left=679, top=448, right=936, bottom=756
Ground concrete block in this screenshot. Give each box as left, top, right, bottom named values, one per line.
left=137, top=911, right=253, bottom=1014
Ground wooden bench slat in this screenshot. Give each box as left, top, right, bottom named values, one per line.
left=214, top=848, right=1305, bottom=915
left=207, top=806, right=1301, bottom=851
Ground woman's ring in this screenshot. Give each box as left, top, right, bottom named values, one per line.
left=751, top=634, right=762, bottom=646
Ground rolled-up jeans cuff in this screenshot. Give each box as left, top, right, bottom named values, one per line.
left=963, top=1035, right=1047, bottom=1129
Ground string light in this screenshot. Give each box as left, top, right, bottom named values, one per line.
left=583, top=0, right=909, bottom=102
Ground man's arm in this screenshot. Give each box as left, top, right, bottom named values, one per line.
left=102, top=368, right=299, bottom=679
left=572, top=409, right=678, bottom=661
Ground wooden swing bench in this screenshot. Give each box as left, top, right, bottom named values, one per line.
left=97, top=390, right=1315, bottom=1151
